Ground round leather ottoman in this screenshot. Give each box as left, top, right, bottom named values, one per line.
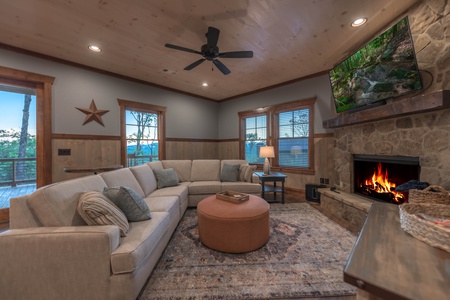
left=197, top=194, right=270, bottom=253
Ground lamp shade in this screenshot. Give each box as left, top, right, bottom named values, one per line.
left=260, top=146, right=275, bottom=158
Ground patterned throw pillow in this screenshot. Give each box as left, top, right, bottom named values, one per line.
left=103, top=186, right=151, bottom=222
left=239, top=165, right=257, bottom=182
left=220, top=163, right=240, bottom=182
left=153, top=168, right=180, bottom=189
left=77, top=191, right=129, bottom=237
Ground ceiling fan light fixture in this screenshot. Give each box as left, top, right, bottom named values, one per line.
left=88, top=45, right=102, bottom=52
left=351, top=17, right=367, bottom=27
left=165, top=26, right=253, bottom=75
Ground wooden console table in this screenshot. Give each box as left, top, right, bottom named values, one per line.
left=64, top=165, right=123, bottom=175
left=344, top=202, right=450, bottom=300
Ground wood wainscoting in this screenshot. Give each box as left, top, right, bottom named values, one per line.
left=52, top=134, right=121, bottom=183
left=50, top=134, right=334, bottom=193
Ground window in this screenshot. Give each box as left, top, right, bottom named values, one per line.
left=239, top=98, right=315, bottom=174
left=126, top=110, right=159, bottom=166
left=243, top=115, right=267, bottom=164
left=277, top=108, right=309, bottom=168
left=118, top=99, right=166, bottom=167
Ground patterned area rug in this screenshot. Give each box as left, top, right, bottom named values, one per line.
left=138, top=203, right=357, bottom=300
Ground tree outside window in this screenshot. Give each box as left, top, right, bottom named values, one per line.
left=126, top=110, right=159, bottom=166
left=244, top=115, right=267, bottom=164
left=118, top=99, right=166, bottom=167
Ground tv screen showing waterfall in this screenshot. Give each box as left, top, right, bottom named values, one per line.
left=329, top=16, right=422, bottom=113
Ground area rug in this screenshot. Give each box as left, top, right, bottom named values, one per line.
left=138, top=203, right=357, bottom=300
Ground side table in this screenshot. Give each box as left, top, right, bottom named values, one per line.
left=254, top=171, right=287, bottom=204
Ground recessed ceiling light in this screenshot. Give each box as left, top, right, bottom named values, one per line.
left=351, top=17, right=367, bottom=27
left=202, top=82, right=208, bottom=87
left=88, top=45, right=102, bottom=52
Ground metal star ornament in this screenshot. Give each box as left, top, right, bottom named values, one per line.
left=76, top=99, right=109, bottom=126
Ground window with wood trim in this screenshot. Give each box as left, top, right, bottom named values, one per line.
left=239, top=98, right=315, bottom=173
left=117, top=99, right=166, bottom=167
left=240, top=113, right=268, bottom=164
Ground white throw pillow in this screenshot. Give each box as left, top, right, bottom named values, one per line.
left=77, top=191, right=129, bottom=237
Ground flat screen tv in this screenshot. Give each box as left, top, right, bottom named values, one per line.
left=329, top=16, right=422, bottom=113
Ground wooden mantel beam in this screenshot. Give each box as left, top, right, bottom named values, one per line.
left=323, top=90, right=450, bottom=129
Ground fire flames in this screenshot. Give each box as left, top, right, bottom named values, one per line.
left=363, top=162, right=405, bottom=203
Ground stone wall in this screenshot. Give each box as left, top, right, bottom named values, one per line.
left=332, top=0, right=450, bottom=193
left=410, top=0, right=450, bottom=91
left=333, top=108, right=450, bottom=192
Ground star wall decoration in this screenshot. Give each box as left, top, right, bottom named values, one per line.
left=76, top=99, right=109, bottom=127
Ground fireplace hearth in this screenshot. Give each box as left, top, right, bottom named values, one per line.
left=353, top=155, right=420, bottom=204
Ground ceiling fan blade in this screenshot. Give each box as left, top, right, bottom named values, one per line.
left=213, top=59, right=231, bottom=75
left=219, top=51, right=254, bottom=58
left=165, top=43, right=201, bottom=55
left=184, top=58, right=206, bottom=70
left=206, top=27, right=220, bottom=49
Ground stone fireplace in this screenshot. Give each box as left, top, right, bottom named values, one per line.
left=353, top=154, right=420, bottom=204
left=332, top=106, right=450, bottom=194
left=325, top=0, right=450, bottom=196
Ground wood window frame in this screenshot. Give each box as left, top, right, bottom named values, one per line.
left=239, top=97, right=315, bottom=175
left=117, top=99, right=166, bottom=166
left=0, top=66, right=54, bottom=187
left=238, top=107, right=271, bottom=162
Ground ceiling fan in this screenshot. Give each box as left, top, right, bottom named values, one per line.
left=165, top=26, right=253, bottom=75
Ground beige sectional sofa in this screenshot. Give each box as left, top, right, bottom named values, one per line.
left=0, top=159, right=260, bottom=300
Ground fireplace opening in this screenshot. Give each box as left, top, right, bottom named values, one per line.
left=353, top=155, right=420, bottom=204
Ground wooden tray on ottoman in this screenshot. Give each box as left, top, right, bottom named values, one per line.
left=216, top=191, right=249, bottom=204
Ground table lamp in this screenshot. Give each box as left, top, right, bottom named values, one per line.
left=260, top=146, right=275, bottom=175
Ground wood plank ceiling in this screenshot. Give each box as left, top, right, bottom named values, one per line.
left=0, top=0, right=419, bottom=101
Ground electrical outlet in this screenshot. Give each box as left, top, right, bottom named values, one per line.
left=58, top=148, right=71, bottom=156
left=320, top=178, right=324, bottom=184
left=324, top=178, right=329, bottom=184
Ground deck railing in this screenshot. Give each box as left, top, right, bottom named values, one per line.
left=127, top=154, right=158, bottom=167
left=0, top=158, right=36, bottom=187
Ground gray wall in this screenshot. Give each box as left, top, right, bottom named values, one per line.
left=0, top=48, right=219, bottom=139
left=218, top=74, right=335, bottom=139
left=0, top=48, right=334, bottom=140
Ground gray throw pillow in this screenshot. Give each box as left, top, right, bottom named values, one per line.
left=220, top=163, right=240, bottom=182
left=153, top=168, right=180, bottom=189
left=103, top=186, right=151, bottom=222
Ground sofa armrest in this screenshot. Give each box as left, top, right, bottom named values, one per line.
left=0, top=226, right=120, bottom=300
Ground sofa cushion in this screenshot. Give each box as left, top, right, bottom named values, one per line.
left=103, top=186, right=151, bottom=222
left=190, top=160, right=220, bottom=181
left=220, top=163, right=240, bottom=182
left=239, top=165, right=257, bottom=182
left=221, top=159, right=248, bottom=169
left=153, top=168, right=180, bottom=189
left=77, top=191, right=129, bottom=237
left=188, top=181, right=222, bottom=195
left=221, top=182, right=262, bottom=194
left=144, top=196, right=179, bottom=220
left=101, top=168, right=145, bottom=198
left=147, top=161, right=164, bottom=171
left=161, top=160, right=192, bottom=182
left=149, top=184, right=189, bottom=201
left=27, top=175, right=108, bottom=227
left=129, top=164, right=158, bottom=196
left=111, top=212, right=169, bottom=274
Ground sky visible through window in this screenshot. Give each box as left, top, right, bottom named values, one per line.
left=0, top=91, right=36, bottom=135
